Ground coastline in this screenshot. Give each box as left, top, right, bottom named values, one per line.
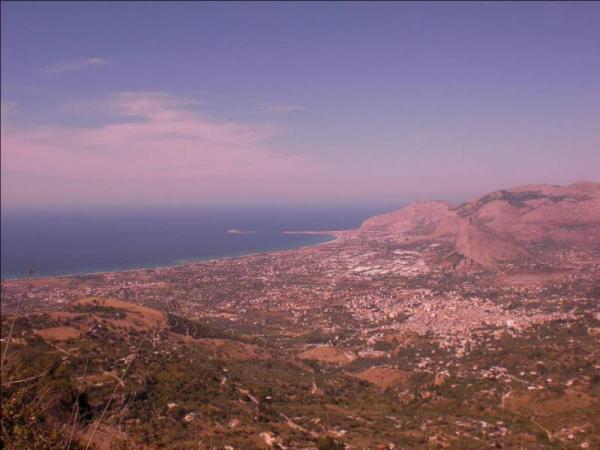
left=1, top=230, right=344, bottom=283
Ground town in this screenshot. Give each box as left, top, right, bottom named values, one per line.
left=2, top=222, right=599, bottom=448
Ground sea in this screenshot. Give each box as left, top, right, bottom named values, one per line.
left=1, top=204, right=399, bottom=280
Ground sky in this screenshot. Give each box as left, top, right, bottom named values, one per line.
left=2, top=1, right=599, bottom=208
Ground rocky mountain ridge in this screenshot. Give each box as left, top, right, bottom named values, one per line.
left=360, top=181, right=600, bottom=268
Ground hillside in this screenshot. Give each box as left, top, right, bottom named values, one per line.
left=360, top=181, right=600, bottom=268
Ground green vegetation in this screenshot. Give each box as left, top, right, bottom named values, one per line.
left=1, top=293, right=599, bottom=448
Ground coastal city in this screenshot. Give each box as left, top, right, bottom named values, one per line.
left=2, top=191, right=599, bottom=447
left=3, top=224, right=597, bottom=354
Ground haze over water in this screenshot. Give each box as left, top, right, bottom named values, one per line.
left=1, top=205, right=396, bottom=279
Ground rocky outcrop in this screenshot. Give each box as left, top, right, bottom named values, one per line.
left=455, top=181, right=600, bottom=245
left=452, top=219, right=532, bottom=267
left=360, top=200, right=454, bottom=235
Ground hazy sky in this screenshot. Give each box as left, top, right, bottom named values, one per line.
left=2, top=2, right=599, bottom=208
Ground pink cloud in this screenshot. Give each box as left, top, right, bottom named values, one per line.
left=1, top=92, right=323, bottom=206
left=40, top=57, right=110, bottom=75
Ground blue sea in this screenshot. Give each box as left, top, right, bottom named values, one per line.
left=1, top=204, right=398, bottom=279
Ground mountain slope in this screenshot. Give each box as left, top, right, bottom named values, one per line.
left=360, top=181, right=600, bottom=268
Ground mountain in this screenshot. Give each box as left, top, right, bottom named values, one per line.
left=360, top=181, right=600, bottom=268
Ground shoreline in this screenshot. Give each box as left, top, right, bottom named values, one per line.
left=1, top=230, right=345, bottom=283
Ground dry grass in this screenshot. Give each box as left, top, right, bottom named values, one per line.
left=352, top=366, right=409, bottom=389
left=193, top=338, right=272, bottom=361
left=71, top=298, right=167, bottom=330
left=36, top=326, right=82, bottom=342
left=499, top=270, right=570, bottom=285
left=504, top=388, right=596, bottom=416
left=298, top=346, right=356, bottom=365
